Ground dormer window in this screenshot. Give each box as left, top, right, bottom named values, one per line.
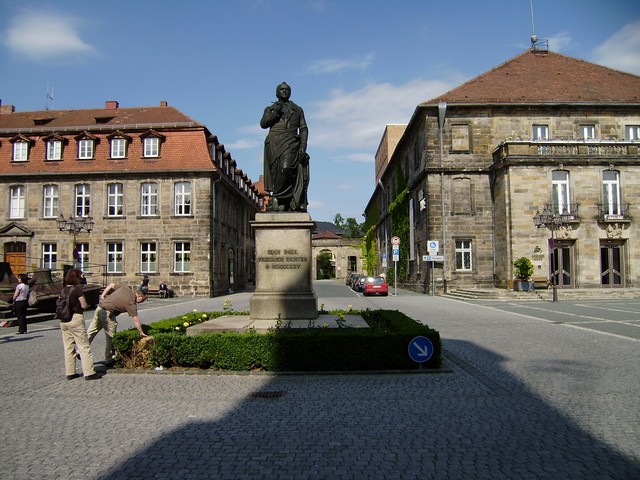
left=140, top=130, right=166, bottom=158
left=75, top=132, right=99, bottom=160
left=107, top=131, right=132, bottom=159
left=10, top=135, right=32, bottom=161
left=43, top=134, right=67, bottom=161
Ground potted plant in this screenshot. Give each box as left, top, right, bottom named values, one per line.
left=513, top=257, right=535, bottom=291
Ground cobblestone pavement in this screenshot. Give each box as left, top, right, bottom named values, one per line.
left=1, top=282, right=639, bottom=479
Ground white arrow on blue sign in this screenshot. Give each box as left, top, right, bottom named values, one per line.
left=408, top=336, right=434, bottom=363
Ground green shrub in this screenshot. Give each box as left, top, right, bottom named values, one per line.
left=113, top=309, right=441, bottom=372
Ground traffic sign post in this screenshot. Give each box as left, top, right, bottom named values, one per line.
left=408, top=336, right=434, bottom=369
left=391, top=236, right=400, bottom=296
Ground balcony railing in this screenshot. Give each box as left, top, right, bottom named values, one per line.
left=493, top=139, right=640, bottom=163
left=597, top=203, right=631, bottom=222
left=547, top=204, right=580, bottom=222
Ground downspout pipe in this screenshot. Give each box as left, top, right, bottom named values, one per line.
left=210, top=171, right=223, bottom=297
left=438, top=102, right=447, bottom=293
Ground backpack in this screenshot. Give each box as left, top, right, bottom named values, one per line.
left=56, top=287, right=73, bottom=322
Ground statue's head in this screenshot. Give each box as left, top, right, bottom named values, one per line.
left=276, top=82, right=291, bottom=101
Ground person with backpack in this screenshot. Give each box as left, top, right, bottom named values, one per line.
left=58, top=269, right=100, bottom=380
left=87, top=283, right=148, bottom=367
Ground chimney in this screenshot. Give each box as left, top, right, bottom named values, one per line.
left=0, top=101, right=16, bottom=114
left=160, top=100, right=168, bottom=107
left=105, top=100, right=119, bottom=110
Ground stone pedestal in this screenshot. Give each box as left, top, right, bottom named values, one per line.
left=250, top=212, right=318, bottom=320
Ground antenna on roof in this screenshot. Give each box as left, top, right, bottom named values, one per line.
left=45, top=83, right=54, bottom=110
left=529, top=0, right=549, bottom=53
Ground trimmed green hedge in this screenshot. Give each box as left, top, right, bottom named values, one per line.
left=112, top=309, right=441, bottom=372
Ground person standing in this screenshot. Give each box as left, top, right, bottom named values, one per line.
left=12, top=274, right=29, bottom=334
left=87, top=283, right=148, bottom=366
left=260, top=82, right=310, bottom=212
left=59, top=269, right=100, bottom=380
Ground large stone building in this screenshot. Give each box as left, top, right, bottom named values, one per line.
left=365, top=47, right=640, bottom=293
left=0, top=100, right=263, bottom=296
left=311, top=221, right=364, bottom=281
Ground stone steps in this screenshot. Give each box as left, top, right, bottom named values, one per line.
left=444, top=287, right=640, bottom=301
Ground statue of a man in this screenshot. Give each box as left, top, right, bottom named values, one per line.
left=260, top=82, right=309, bottom=212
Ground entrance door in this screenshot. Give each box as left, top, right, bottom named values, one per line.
left=5, top=242, right=27, bottom=275
left=600, top=242, right=624, bottom=287
left=550, top=241, right=574, bottom=288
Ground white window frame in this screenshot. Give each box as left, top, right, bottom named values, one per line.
left=107, top=183, right=124, bottom=217
left=579, top=125, right=596, bottom=140
left=10, top=185, right=26, bottom=218
left=602, top=171, right=621, bottom=217
left=143, top=137, right=160, bottom=157
left=110, top=138, right=126, bottom=158
left=13, top=141, right=28, bottom=161
left=552, top=170, right=571, bottom=214
left=106, top=242, right=124, bottom=273
left=174, top=241, right=191, bottom=272
left=455, top=239, right=473, bottom=271
left=42, top=243, right=58, bottom=270
left=75, top=184, right=91, bottom=217
left=43, top=185, right=59, bottom=218
left=625, top=125, right=640, bottom=141
left=78, top=139, right=94, bottom=159
left=141, top=182, right=158, bottom=216
left=174, top=181, right=192, bottom=216
left=140, top=242, right=157, bottom=273
left=76, top=242, right=90, bottom=271
left=533, top=124, right=549, bottom=140
left=47, top=140, right=62, bottom=160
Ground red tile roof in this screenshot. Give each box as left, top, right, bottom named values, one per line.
left=423, top=50, right=640, bottom=105
left=0, top=104, right=215, bottom=175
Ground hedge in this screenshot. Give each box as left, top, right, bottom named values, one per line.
left=112, top=309, right=441, bottom=372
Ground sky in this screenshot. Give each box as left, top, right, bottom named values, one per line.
left=1, top=0, right=639, bottom=223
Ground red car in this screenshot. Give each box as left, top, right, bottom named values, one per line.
left=362, top=276, right=388, bottom=296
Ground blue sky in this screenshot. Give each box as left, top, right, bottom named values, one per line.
left=1, top=0, right=639, bottom=222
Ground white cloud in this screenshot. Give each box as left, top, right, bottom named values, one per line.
left=547, top=31, right=573, bottom=53
left=591, top=20, right=640, bottom=75
left=305, top=53, right=375, bottom=74
left=4, top=10, right=95, bottom=62
left=308, top=77, right=457, bottom=151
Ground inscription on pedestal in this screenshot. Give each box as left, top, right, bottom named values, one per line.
left=258, top=249, right=308, bottom=270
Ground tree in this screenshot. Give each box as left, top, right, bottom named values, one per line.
left=344, top=217, right=362, bottom=237
left=317, top=251, right=334, bottom=279
left=333, top=213, right=345, bottom=230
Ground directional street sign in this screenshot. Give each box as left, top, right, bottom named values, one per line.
left=408, top=336, right=434, bottom=363
left=423, top=255, right=444, bottom=262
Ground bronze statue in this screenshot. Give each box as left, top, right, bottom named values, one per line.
left=260, top=82, right=309, bottom=212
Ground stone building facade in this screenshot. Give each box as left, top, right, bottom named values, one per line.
left=365, top=48, right=640, bottom=293
left=311, top=222, right=364, bottom=281
left=0, top=100, right=262, bottom=296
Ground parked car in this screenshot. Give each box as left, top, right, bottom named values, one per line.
left=349, top=274, right=363, bottom=290
left=362, top=276, right=388, bottom=296
left=354, top=275, right=367, bottom=292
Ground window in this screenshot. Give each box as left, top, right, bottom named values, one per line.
left=552, top=170, right=571, bottom=214
left=174, top=182, right=192, bottom=216
left=13, top=141, right=29, bottom=161
left=579, top=125, right=596, bottom=140
left=107, top=183, right=124, bottom=217
left=143, top=137, right=159, bottom=157
left=110, top=138, right=127, bottom=158
left=533, top=124, right=549, bottom=140
left=107, top=242, right=123, bottom=273
left=46, top=140, right=62, bottom=160
left=42, top=243, right=58, bottom=270
left=76, top=243, right=89, bottom=271
left=140, top=242, right=157, bottom=273
left=625, top=125, right=640, bottom=140
left=451, top=124, right=470, bottom=151
left=10, top=185, right=26, bottom=218
left=602, top=170, right=621, bottom=217
left=141, top=182, right=158, bottom=216
left=174, top=241, right=191, bottom=272
left=43, top=185, right=59, bottom=218
left=78, top=139, right=94, bottom=159
left=75, top=184, right=91, bottom=217
left=455, top=240, right=472, bottom=271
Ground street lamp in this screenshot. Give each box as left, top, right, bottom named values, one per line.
left=57, top=214, right=94, bottom=268
left=533, top=205, right=571, bottom=302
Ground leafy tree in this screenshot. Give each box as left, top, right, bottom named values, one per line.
left=333, top=213, right=345, bottom=230
left=344, top=217, right=362, bottom=237
left=317, top=251, right=334, bottom=279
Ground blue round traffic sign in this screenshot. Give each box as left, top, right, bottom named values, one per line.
left=408, top=336, right=434, bottom=363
